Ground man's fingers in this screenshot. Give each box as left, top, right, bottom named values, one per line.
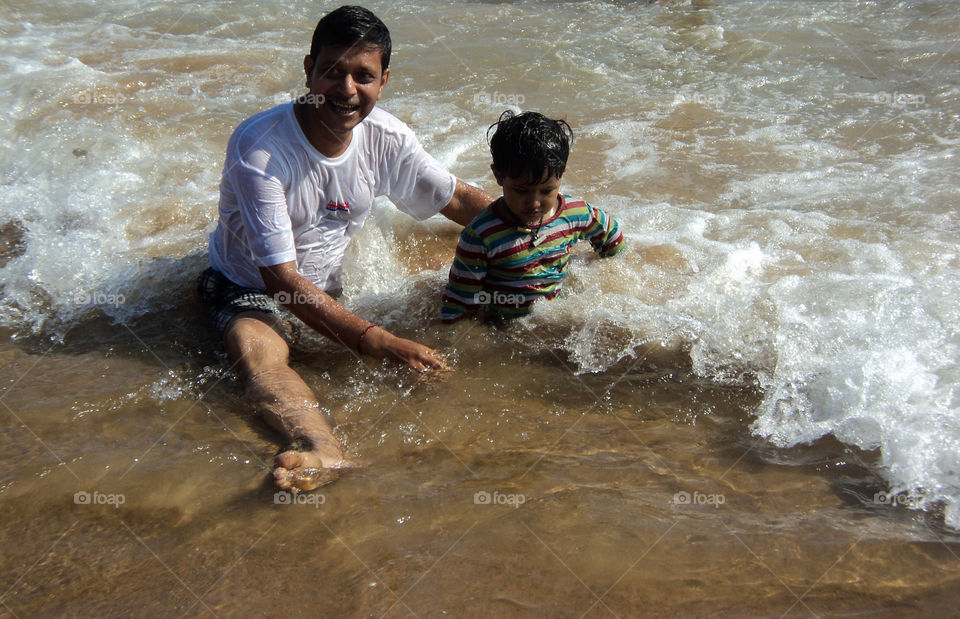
left=424, top=353, right=446, bottom=368
left=408, top=349, right=449, bottom=373
left=412, top=358, right=453, bottom=383
left=422, top=349, right=449, bottom=370
left=386, top=336, right=450, bottom=371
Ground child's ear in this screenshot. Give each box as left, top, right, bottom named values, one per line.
left=490, top=164, right=504, bottom=187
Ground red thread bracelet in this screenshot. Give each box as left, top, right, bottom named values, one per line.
left=357, top=324, right=377, bottom=354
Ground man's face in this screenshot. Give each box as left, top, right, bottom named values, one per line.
left=493, top=168, right=562, bottom=227
left=303, top=45, right=389, bottom=138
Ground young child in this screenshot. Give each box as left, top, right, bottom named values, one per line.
left=441, top=111, right=625, bottom=322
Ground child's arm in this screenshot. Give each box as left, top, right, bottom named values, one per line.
left=583, top=202, right=626, bottom=257
left=440, top=226, right=488, bottom=323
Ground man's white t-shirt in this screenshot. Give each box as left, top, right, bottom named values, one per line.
left=208, top=103, right=456, bottom=290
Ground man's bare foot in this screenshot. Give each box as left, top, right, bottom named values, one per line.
left=273, top=441, right=349, bottom=493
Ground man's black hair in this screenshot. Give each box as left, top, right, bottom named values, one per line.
left=487, top=110, right=573, bottom=182
left=309, top=5, right=392, bottom=70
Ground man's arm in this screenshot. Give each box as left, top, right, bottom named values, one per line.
left=439, top=179, right=495, bottom=226
left=259, top=262, right=447, bottom=370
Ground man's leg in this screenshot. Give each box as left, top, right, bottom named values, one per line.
left=224, top=311, right=346, bottom=492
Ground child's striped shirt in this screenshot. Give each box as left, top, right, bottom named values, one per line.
left=441, top=194, right=625, bottom=322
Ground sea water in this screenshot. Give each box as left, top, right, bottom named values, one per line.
left=1, top=0, right=959, bottom=614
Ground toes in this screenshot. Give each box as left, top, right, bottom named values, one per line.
left=291, top=467, right=341, bottom=492
left=272, top=449, right=345, bottom=493
left=275, top=450, right=305, bottom=470
left=273, top=466, right=295, bottom=491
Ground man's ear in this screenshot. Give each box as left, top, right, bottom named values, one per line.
left=377, top=68, right=390, bottom=101
left=490, top=164, right=504, bottom=187
left=303, top=55, right=314, bottom=87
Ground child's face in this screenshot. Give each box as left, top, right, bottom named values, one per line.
left=492, top=167, right=561, bottom=227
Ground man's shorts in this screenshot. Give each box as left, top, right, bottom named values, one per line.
left=196, top=267, right=291, bottom=340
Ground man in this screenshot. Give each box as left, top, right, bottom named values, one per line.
left=198, top=6, right=493, bottom=492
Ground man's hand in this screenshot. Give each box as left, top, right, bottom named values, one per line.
left=260, top=262, right=449, bottom=372
left=361, top=326, right=449, bottom=371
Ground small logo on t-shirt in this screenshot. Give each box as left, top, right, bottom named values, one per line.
left=326, top=200, right=350, bottom=212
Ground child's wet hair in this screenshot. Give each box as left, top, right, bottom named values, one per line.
left=487, top=111, right=573, bottom=182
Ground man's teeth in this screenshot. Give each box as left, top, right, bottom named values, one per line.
left=330, top=101, right=358, bottom=113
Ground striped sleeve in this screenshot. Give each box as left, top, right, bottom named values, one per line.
left=441, top=225, right=487, bottom=323
left=583, top=202, right=626, bottom=257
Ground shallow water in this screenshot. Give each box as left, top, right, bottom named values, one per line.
left=2, top=0, right=960, bottom=615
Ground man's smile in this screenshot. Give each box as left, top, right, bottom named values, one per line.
left=328, top=100, right=360, bottom=116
